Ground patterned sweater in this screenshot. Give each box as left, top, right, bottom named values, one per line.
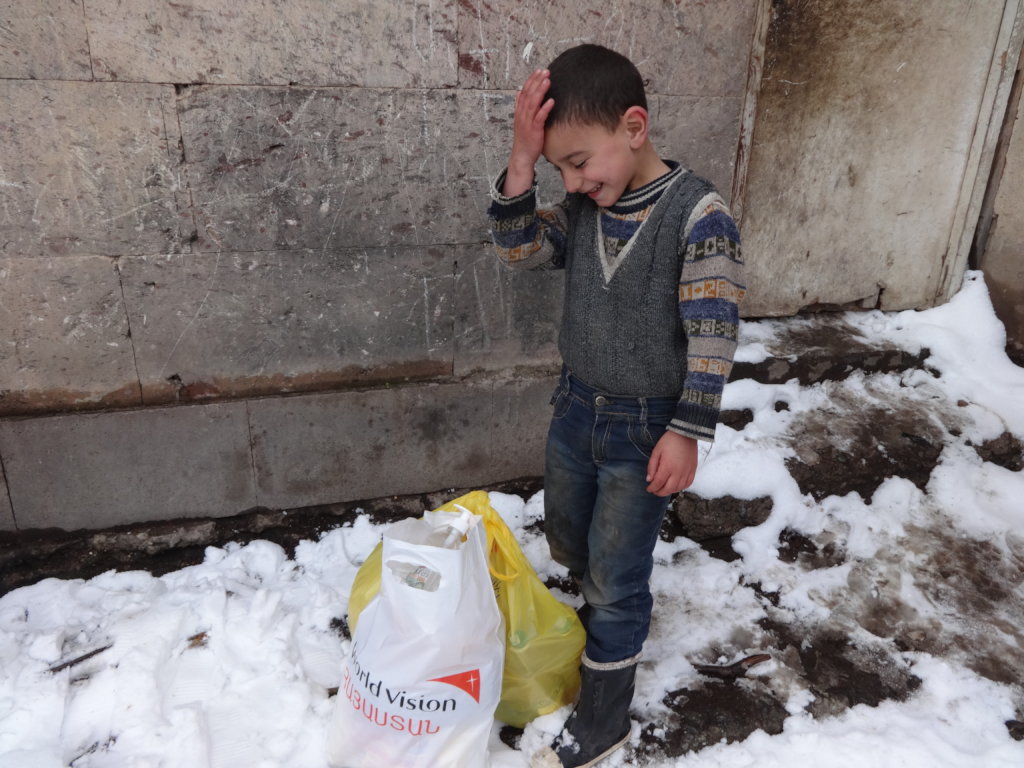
left=488, top=162, right=745, bottom=442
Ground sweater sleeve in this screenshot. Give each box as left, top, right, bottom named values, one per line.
left=669, top=195, right=746, bottom=442
left=487, top=169, right=569, bottom=270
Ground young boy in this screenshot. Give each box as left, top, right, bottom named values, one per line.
left=488, top=44, right=745, bottom=768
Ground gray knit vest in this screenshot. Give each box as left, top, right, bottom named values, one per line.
left=559, top=170, right=716, bottom=397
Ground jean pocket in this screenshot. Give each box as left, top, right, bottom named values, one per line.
left=627, top=419, right=665, bottom=458
left=550, top=385, right=572, bottom=420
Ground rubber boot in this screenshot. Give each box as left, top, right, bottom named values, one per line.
left=530, top=653, right=637, bottom=768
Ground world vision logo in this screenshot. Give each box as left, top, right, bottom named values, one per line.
left=342, top=648, right=488, bottom=735
left=428, top=670, right=481, bottom=703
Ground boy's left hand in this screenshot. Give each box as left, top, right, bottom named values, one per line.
left=646, top=431, right=698, bottom=496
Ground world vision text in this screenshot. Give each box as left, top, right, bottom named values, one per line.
left=341, top=648, right=457, bottom=734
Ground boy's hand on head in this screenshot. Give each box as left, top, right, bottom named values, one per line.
left=646, top=432, right=698, bottom=497
left=503, top=69, right=554, bottom=197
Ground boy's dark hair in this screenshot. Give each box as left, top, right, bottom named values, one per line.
left=545, top=44, right=648, bottom=132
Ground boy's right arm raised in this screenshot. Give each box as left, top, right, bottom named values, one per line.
left=487, top=70, right=568, bottom=270
left=503, top=69, right=554, bottom=197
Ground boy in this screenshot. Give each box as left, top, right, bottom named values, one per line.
left=488, top=44, right=745, bottom=768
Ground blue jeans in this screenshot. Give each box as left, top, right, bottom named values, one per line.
left=544, top=369, right=676, bottom=664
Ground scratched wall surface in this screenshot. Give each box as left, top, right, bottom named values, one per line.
left=740, top=0, right=1009, bottom=316
left=0, top=81, right=186, bottom=258
left=0, top=0, right=758, bottom=529
left=453, top=248, right=562, bottom=375
left=457, top=0, right=756, bottom=96
left=0, top=0, right=92, bottom=80
left=0, top=257, right=140, bottom=412
left=177, top=86, right=493, bottom=251
left=120, top=247, right=457, bottom=404
left=84, top=0, right=459, bottom=87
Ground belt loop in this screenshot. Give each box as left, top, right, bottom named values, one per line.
left=639, top=396, right=648, bottom=424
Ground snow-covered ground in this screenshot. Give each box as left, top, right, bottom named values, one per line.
left=1, top=272, right=1023, bottom=768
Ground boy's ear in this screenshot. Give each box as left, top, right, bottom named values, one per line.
left=622, top=106, right=649, bottom=149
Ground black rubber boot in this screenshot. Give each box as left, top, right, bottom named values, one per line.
left=530, top=653, right=637, bottom=768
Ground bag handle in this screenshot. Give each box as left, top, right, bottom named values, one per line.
left=438, top=493, right=522, bottom=582
left=485, top=521, right=520, bottom=582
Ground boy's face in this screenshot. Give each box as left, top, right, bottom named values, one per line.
left=542, top=115, right=643, bottom=208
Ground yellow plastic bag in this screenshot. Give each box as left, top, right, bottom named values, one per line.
left=346, top=491, right=585, bottom=728
left=347, top=542, right=381, bottom=632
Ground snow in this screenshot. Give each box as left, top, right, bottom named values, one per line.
left=2, top=271, right=1023, bottom=768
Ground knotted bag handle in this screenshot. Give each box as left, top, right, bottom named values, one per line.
left=446, top=501, right=521, bottom=583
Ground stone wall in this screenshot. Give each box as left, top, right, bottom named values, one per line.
left=0, top=1, right=759, bottom=530
left=3, top=1, right=1021, bottom=532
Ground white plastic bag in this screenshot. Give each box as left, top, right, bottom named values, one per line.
left=326, top=510, right=505, bottom=768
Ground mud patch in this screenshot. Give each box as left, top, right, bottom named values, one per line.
left=887, top=527, right=1024, bottom=687
left=542, top=573, right=579, bottom=598
left=719, top=408, right=754, bottom=431
left=634, top=621, right=920, bottom=762
left=777, top=527, right=846, bottom=569
left=973, top=431, right=1024, bottom=472
left=786, top=393, right=949, bottom=503
left=637, top=681, right=788, bottom=758
left=766, top=623, right=922, bottom=719
left=731, top=316, right=931, bottom=386
left=797, top=522, right=1024, bottom=691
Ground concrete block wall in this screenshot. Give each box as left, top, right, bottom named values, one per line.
left=0, top=1, right=759, bottom=530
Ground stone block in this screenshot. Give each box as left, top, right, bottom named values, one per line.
left=453, top=245, right=563, bottom=375
left=85, top=0, right=457, bottom=87
left=119, top=246, right=455, bottom=404
left=672, top=494, right=773, bottom=542
left=741, top=0, right=1007, bottom=315
left=249, top=375, right=552, bottom=509
left=651, top=95, right=743, bottom=201
left=0, top=0, right=92, bottom=80
left=179, top=86, right=504, bottom=251
left=457, top=0, right=757, bottom=96
left=0, top=402, right=256, bottom=530
left=0, top=81, right=187, bottom=258
left=0, top=256, right=141, bottom=416
left=490, top=374, right=556, bottom=479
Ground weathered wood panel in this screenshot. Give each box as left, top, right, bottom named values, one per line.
left=741, top=0, right=1009, bottom=316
